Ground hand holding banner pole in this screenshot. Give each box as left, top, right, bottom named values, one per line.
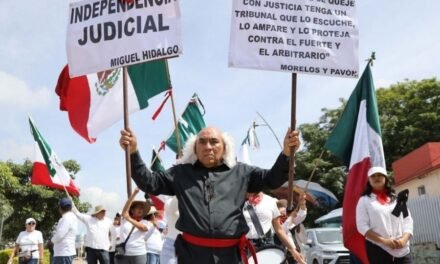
left=123, top=66, right=133, bottom=198
left=287, top=73, right=297, bottom=213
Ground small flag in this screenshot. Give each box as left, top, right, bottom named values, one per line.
left=165, top=94, right=206, bottom=153
left=29, top=117, right=80, bottom=196
left=149, top=148, right=166, bottom=211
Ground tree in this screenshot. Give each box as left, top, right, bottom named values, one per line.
left=377, top=78, right=440, bottom=168
left=294, top=78, right=440, bottom=226
left=0, top=159, right=90, bottom=246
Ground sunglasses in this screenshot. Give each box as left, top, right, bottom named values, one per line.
left=27, top=222, right=36, bottom=226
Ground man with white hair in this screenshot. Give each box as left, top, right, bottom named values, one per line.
left=119, top=126, right=305, bottom=264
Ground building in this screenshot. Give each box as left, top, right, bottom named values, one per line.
left=392, top=142, right=440, bottom=198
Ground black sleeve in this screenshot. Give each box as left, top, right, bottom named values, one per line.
left=130, top=151, right=175, bottom=195
left=247, top=153, right=290, bottom=193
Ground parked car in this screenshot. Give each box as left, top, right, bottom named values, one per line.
left=303, top=227, right=349, bottom=264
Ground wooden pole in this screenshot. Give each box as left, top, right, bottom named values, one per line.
left=123, top=66, right=132, bottom=198
left=164, top=60, right=183, bottom=158
left=287, top=73, right=297, bottom=212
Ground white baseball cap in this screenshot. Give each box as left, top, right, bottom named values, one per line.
left=25, top=218, right=36, bottom=225
left=368, top=167, right=387, bottom=177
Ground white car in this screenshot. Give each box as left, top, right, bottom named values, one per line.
left=303, top=227, right=350, bottom=264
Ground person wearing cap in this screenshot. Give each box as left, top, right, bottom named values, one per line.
left=356, top=166, right=414, bottom=263
left=119, top=126, right=303, bottom=264
left=51, top=197, right=78, bottom=264
left=70, top=200, right=113, bottom=264
left=109, top=212, right=122, bottom=264
left=116, top=188, right=150, bottom=264
left=7, top=218, right=44, bottom=264
left=144, top=206, right=164, bottom=264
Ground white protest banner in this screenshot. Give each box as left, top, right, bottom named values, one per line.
left=229, top=0, right=358, bottom=78
left=67, top=0, right=182, bottom=77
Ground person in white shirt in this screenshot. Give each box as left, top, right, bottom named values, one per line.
left=282, top=193, right=307, bottom=264
left=109, top=213, right=122, bottom=264
left=356, top=166, right=413, bottom=264
left=160, top=196, right=180, bottom=264
left=116, top=188, right=150, bottom=264
left=71, top=201, right=113, bottom=264
left=243, top=192, right=305, bottom=264
left=8, top=218, right=44, bottom=264
left=144, top=206, right=163, bottom=264
left=51, top=197, right=78, bottom=264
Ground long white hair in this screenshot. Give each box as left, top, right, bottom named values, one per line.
left=178, top=131, right=236, bottom=168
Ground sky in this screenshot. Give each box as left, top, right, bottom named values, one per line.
left=1, top=0, right=439, bottom=220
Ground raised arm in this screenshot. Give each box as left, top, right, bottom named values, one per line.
left=119, top=129, right=174, bottom=195
left=248, top=128, right=301, bottom=192
left=121, top=188, right=148, bottom=232
left=272, top=217, right=306, bottom=264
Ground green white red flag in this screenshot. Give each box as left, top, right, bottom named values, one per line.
left=149, top=148, right=166, bottom=211
left=325, top=64, right=385, bottom=264
left=164, top=93, right=206, bottom=153
left=29, top=117, right=80, bottom=196
left=56, top=60, right=170, bottom=143
left=239, top=122, right=260, bottom=164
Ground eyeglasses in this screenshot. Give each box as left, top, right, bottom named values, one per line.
left=27, top=222, right=36, bottom=226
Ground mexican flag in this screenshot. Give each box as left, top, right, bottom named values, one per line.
left=29, top=117, right=80, bottom=196
left=56, top=60, right=170, bottom=143
left=165, top=93, right=206, bottom=153
left=150, top=148, right=165, bottom=172
left=149, top=148, right=166, bottom=211
left=239, top=122, right=260, bottom=165
left=325, top=64, right=385, bottom=264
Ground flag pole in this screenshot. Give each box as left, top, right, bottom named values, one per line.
left=165, top=61, right=183, bottom=158
left=287, top=73, right=297, bottom=212
left=256, top=111, right=283, bottom=150
left=123, top=66, right=132, bottom=198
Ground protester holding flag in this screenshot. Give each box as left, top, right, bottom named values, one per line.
left=356, top=167, right=413, bottom=264
left=325, top=63, right=387, bottom=263
left=119, top=126, right=304, bottom=264
left=70, top=202, right=113, bottom=264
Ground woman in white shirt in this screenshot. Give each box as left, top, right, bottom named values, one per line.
left=144, top=206, right=163, bottom=264
left=8, top=218, right=44, bottom=264
left=116, top=188, right=150, bottom=264
left=356, top=166, right=413, bottom=264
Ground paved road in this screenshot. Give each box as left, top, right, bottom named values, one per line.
left=73, top=258, right=86, bottom=264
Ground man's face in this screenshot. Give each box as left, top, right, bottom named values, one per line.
left=195, top=127, right=225, bottom=168
left=95, top=211, right=106, bottom=220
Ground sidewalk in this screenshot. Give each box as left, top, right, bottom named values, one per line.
left=73, top=258, right=86, bottom=264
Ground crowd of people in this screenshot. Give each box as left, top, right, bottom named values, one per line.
left=7, top=126, right=414, bottom=264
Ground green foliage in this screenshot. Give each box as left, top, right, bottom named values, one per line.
left=294, top=78, right=440, bottom=227
left=0, top=160, right=90, bottom=247
left=377, top=78, right=440, bottom=168
left=0, top=249, right=51, bottom=264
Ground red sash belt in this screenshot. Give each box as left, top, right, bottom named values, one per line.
left=182, top=232, right=258, bottom=264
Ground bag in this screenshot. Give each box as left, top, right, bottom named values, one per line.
left=114, top=224, right=135, bottom=258
left=114, top=243, right=126, bottom=257
left=18, top=251, right=32, bottom=263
